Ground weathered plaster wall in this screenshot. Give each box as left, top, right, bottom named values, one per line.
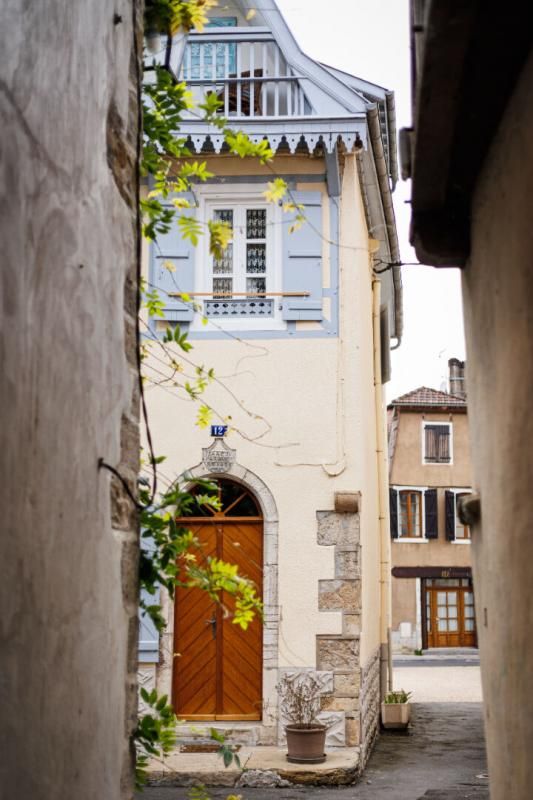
left=390, top=410, right=471, bottom=487
left=0, top=3, right=141, bottom=798
left=461, top=48, right=533, bottom=800
left=340, top=157, right=383, bottom=671
left=391, top=578, right=417, bottom=631
left=392, top=532, right=473, bottom=569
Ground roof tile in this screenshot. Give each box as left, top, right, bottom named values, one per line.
left=390, top=386, right=467, bottom=408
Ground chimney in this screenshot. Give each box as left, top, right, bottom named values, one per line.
left=448, top=358, right=466, bottom=398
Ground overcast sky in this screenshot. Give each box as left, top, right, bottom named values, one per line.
left=275, top=0, right=466, bottom=401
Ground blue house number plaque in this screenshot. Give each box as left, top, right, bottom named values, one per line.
left=210, top=425, right=228, bottom=437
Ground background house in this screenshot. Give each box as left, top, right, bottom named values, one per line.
left=388, top=360, right=476, bottom=653
left=140, top=0, right=401, bottom=765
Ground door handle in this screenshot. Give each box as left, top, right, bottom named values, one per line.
left=205, top=616, right=217, bottom=640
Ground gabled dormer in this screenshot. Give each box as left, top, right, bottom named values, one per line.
left=172, top=1, right=397, bottom=184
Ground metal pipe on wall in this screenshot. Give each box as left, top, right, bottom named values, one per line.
left=372, top=277, right=393, bottom=696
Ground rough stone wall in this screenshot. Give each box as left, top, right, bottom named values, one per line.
left=358, top=646, right=381, bottom=768
left=0, top=2, right=141, bottom=798
left=316, top=509, right=362, bottom=748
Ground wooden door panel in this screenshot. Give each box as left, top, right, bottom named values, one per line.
left=173, top=514, right=263, bottom=720
left=173, top=524, right=218, bottom=717
left=221, top=522, right=263, bottom=719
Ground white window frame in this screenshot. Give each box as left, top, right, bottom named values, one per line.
left=448, top=487, right=472, bottom=543
left=392, top=485, right=430, bottom=543
left=421, top=420, right=454, bottom=465
left=190, top=184, right=285, bottom=332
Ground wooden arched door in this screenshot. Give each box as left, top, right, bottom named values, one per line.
left=173, top=479, right=263, bottom=720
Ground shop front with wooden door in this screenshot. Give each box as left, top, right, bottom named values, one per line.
left=424, top=578, right=477, bottom=648
left=173, top=479, right=263, bottom=720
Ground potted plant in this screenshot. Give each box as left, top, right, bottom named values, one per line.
left=277, top=673, right=327, bottom=764
left=381, top=689, right=412, bottom=730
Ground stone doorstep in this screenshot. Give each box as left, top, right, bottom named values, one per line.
left=147, top=746, right=360, bottom=787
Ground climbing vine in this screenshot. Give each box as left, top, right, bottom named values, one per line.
left=134, top=0, right=276, bottom=787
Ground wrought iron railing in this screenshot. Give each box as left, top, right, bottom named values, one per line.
left=204, top=298, right=274, bottom=318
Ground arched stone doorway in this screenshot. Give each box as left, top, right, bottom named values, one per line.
left=173, top=478, right=264, bottom=720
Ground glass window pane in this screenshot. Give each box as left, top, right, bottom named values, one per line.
left=247, top=277, right=266, bottom=296
left=246, top=209, right=266, bottom=239
left=465, top=620, right=475, bottom=631
left=246, top=243, right=266, bottom=273
left=465, top=592, right=474, bottom=604
left=399, top=493, right=408, bottom=537
left=399, top=491, right=421, bottom=537
left=438, top=607, right=447, bottom=618
left=214, top=209, right=233, bottom=226
left=465, top=606, right=475, bottom=618
left=448, top=619, right=458, bottom=631
left=448, top=606, right=458, bottom=618
left=411, top=493, right=421, bottom=536
left=212, top=210, right=233, bottom=275
left=438, top=620, right=447, bottom=631
left=213, top=243, right=233, bottom=274
left=447, top=592, right=457, bottom=605
left=213, top=278, right=232, bottom=298
left=437, top=592, right=447, bottom=605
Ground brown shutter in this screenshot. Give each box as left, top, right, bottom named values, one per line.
left=389, top=488, right=398, bottom=539
left=424, top=489, right=438, bottom=539
left=438, top=427, right=451, bottom=462
left=424, top=425, right=436, bottom=461
left=445, top=490, right=456, bottom=540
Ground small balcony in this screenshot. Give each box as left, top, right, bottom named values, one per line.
left=180, top=29, right=311, bottom=119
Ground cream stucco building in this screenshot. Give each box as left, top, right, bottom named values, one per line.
left=139, top=0, right=402, bottom=764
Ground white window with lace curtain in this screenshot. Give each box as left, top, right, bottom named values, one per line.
left=191, top=188, right=284, bottom=331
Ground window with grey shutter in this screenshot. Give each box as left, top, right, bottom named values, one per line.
left=138, top=533, right=160, bottom=663
left=424, top=488, right=438, bottom=538
left=150, top=195, right=196, bottom=323
left=282, top=191, right=323, bottom=321
left=445, top=490, right=456, bottom=541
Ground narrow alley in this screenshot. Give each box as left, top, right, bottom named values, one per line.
left=139, top=656, right=488, bottom=800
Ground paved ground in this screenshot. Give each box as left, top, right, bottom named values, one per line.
left=139, top=663, right=488, bottom=800
left=393, top=663, right=483, bottom=704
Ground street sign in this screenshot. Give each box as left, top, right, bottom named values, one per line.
left=210, top=425, right=228, bottom=438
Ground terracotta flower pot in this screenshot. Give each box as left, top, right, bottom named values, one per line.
left=285, top=724, right=327, bottom=764
left=381, top=701, right=411, bottom=729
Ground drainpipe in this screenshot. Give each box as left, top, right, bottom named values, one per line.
left=372, top=277, right=393, bottom=697
left=367, top=105, right=403, bottom=350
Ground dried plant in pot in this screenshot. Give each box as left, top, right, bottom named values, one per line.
left=277, top=672, right=327, bottom=764
left=381, top=689, right=412, bottom=730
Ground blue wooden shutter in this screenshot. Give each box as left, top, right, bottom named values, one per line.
left=389, top=488, right=399, bottom=539
left=424, top=488, right=438, bottom=539
left=445, top=490, right=456, bottom=541
left=138, top=533, right=160, bottom=663
left=282, top=191, right=323, bottom=321
left=151, top=195, right=195, bottom=323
